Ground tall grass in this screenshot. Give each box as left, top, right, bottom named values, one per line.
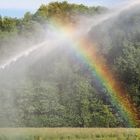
left=0, top=128, right=139, bottom=140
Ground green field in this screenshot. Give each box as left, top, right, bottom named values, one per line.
left=0, top=128, right=139, bottom=140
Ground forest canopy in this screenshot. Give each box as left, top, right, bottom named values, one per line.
left=0, top=1, right=139, bottom=128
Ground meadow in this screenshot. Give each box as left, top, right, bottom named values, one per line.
left=0, top=128, right=140, bottom=140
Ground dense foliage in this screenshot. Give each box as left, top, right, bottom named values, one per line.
left=0, top=1, right=139, bottom=127
left=90, top=7, right=140, bottom=117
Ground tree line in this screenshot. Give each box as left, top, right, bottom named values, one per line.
left=0, top=1, right=139, bottom=127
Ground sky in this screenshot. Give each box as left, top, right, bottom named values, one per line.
left=0, top=0, right=125, bottom=18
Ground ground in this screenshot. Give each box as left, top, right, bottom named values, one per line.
left=0, top=128, right=140, bottom=140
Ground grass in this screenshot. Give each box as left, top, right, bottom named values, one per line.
left=0, top=128, right=139, bottom=140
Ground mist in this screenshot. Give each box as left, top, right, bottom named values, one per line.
left=0, top=0, right=140, bottom=127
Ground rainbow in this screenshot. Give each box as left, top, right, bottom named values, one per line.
left=49, top=20, right=140, bottom=127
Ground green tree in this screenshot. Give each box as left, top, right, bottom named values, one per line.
left=115, top=42, right=140, bottom=106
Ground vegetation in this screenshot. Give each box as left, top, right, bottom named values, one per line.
left=0, top=1, right=139, bottom=128
left=0, top=128, right=140, bottom=140
left=90, top=7, right=140, bottom=117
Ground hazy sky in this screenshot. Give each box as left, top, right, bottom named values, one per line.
left=0, top=0, right=124, bottom=17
